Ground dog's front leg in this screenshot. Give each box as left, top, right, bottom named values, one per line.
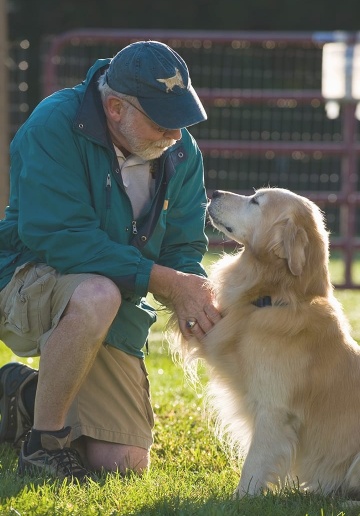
left=235, top=409, right=298, bottom=498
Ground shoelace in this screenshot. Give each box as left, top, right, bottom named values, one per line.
left=48, top=447, right=89, bottom=478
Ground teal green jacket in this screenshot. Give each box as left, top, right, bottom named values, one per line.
left=0, top=59, right=208, bottom=358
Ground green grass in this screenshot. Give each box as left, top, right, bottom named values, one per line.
left=1, top=251, right=360, bottom=515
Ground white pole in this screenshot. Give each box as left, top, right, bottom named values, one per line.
left=0, top=0, right=9, bottom=219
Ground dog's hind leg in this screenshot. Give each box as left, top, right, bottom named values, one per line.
left=235, top=409, right=299, bottom=497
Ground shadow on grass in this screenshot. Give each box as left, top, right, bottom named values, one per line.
left=131, top=491, right=360, bottom=516
left=0, top=443, right=25, bottom=498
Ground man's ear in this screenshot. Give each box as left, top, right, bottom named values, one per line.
left=105, top=97, right=123, bottom=121
left=272, top=219, right=309, bottom=276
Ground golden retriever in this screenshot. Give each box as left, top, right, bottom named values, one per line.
left=172, top=187, right=360, bottom=499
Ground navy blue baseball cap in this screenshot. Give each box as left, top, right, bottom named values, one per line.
left=106, top=40, right=207, bottom=129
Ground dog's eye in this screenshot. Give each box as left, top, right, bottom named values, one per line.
left=250, top=197, right=259, bottom=205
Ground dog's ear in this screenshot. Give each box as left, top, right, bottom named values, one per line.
left=273, top=219, right=309, bottom=276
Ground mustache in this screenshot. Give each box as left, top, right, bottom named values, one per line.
left=154, top=138, right=176, bottom=148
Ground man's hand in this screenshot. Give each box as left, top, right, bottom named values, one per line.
left=148, top=264, right=221, bottom=339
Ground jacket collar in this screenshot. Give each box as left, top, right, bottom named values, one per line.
left=73, top=59, right=112, bottom=148
left=72, top=59, right=188, bottom=164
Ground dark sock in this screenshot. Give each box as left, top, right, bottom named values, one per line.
left=26, top=427, right=70, bottom=455
left=21, top=377, right=38, bottom=420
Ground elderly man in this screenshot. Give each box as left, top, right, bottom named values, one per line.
left=0, top=41, right=220, bottom=480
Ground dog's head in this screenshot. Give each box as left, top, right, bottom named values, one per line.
left=208, top=188, right=330, bottom=294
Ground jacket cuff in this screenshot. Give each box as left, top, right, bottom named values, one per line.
left=135, top=257, right=155, bottom=297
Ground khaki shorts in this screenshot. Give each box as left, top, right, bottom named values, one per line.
left=0, top=262, right=154, bottom=450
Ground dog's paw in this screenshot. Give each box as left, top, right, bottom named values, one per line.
left=233, top=489, right=247, bottom=500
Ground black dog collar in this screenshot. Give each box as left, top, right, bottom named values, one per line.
left=252, top=296, right=272, bottom=308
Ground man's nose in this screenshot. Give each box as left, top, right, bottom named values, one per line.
left=164, top=128, right=182, bottom=140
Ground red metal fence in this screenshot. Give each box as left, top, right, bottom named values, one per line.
left=42, top=29, right=360, bottom=288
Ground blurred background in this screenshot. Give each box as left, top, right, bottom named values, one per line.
left=1, top=0, right=360, bottom=286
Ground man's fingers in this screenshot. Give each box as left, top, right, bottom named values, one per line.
left=204, top=303, right=222, bottom=323
left=180, top=313, right=211, bottom=339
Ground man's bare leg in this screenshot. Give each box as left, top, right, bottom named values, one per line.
left=34, top=276, right=121, bottom=431
left=20, top=276, right=152, bottom=475
left=85, top=439, right=150, bottom=474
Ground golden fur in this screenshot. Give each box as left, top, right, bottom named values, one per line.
left=172, top=187, right=360, bottom=498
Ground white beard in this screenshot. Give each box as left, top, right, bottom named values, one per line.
left=118, top=113, right=176, bottom=160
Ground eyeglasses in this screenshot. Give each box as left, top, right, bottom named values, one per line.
left=121, top=98, right=171, bottom=134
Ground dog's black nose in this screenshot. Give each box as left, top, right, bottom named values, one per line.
left=212, top=190, right=222, bottom=199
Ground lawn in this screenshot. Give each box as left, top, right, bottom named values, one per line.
left=1, top=250, right=360, bottom=515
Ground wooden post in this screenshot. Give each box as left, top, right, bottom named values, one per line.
left=0, top=0, right=9, bottom=218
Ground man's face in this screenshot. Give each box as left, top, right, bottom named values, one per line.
left=116, top=101, right=181, bottom=160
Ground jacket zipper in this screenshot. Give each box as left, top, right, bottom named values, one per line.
left=106, top=173, right=138, bottom=235
left=106, top=173, right=111, bottom=209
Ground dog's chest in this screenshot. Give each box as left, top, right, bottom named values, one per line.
left=243, top=350, right=291, bottom=406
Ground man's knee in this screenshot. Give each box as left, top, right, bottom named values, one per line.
left=66, top=276, right=121, bottom=329
left=84, top=439, right=150, bottom=474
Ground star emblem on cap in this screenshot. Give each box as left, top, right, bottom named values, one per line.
left=156, top=68, right=185, bottom=93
